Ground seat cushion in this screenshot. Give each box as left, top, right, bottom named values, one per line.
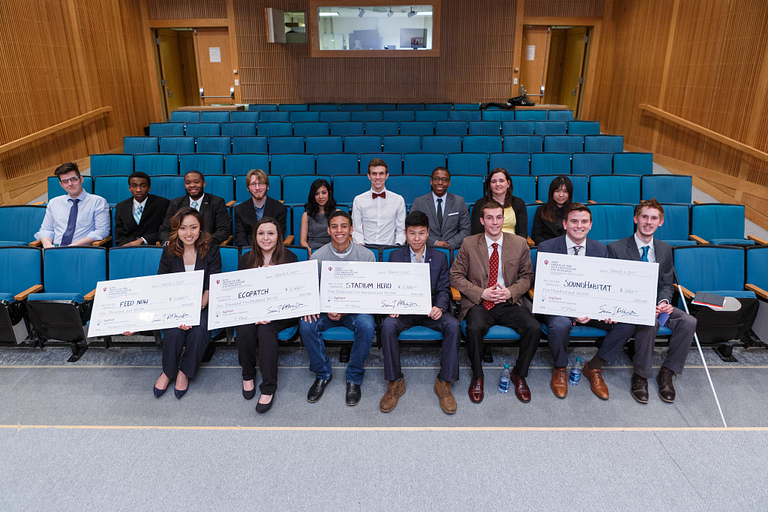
left=0, top=292, right=16, bottom=303
left=461, top=321, right=521, bottom=340
left=657, top=326, right=672, bottom=336
left=710, top=239, right=755, bottom=246
left=0, top=241, right=28, bottom=247
left=321, top=326, right=354, bottom=342
left=278, top=325, right=298, bottom=341
left=27, top=293, right=84, bottom=303
left=398, top=326, right=443, bottom=341
left=542, top=324, right=607, bottom=338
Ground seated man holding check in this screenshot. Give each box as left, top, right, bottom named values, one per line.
left=537, top=203, right=636, bottom=400
left=379, top=211, right=460, bottom=415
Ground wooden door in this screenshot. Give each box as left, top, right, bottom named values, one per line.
left=543, top=29, right=565, bottom=104
left=157, top=29, right=187, bottom=117
left=558, top=27, right=588, bottom=112
left=179, top=31, right=201, bottom=107
left=194, top=27, right=233, bottom=106
left=519, top=26, right=550, bottom=104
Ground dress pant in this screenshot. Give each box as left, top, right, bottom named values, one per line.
left=162, top=307, right=210, bottom=379
left=379, top=314, right=460, bottom=382
left=299, top=313, right=376, bottom=385
left=464, top=302, right=541, bottom=379
left=632, top=306, right=696, bottom=379
left=541, top=315, right=636, bottom=368
left=236, top=318, right=298, bottom=395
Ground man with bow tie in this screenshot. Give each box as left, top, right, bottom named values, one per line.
left=351, top=158, right=406, bottom=246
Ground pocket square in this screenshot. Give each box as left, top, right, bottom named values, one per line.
left=448, top=212, right=459, bottom=216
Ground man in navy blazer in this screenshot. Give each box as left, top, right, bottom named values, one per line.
left=537, top=203, right=635, bottom=400
left=379, top=211, right=460, bottom=415
left=607, top=199, right=696, bottom=404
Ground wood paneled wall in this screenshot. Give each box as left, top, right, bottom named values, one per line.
left=0, top=0, right=154, bottom=205
left=524, top=0, right=603, bottom=17
left=145, top=0, right=227, bottom=20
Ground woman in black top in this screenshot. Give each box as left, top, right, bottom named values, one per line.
left=236, top=217, right=299, bottom=413
left=152, top=207, right=221, bottom=399
left=470, top=168, right=528, bottom=238
left=300, top=178, right=338, bottom=254
left=531, top=176, right=573, bottom=245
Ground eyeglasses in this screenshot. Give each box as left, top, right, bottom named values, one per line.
left=60, top=176, right=81, bottom=184
left=432, top=177, right=450, bottom=183
left=249, top=181, right=267, bottom=188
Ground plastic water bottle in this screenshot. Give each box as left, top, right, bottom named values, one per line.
left=498, top=364, right=511, bottom=393
left=569, top=357, right=582, bottom=385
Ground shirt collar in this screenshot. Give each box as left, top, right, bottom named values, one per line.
left=485, top=234, right=503, bottom=249
left=68, top=190, right=87, bottom=201
left=133, top=197, right=148, bottom=209
left=565, top=235, right=586, bottom=251
left=370, top=187, right=388, bottom=194
left=634, top=233, right=654, bottom=253
left=331, top=242, right=353, bottom=256
left=409, top=246, right=426, bottom=263
left=432, top=191, right=447, bottom=203
left=189, top=194, right=205, bottom=206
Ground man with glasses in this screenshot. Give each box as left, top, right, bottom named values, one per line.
left=411, top=167, right=470, bottom=250
left=234, top=168, right=288, bottom=247
left=35, top=162, right=110, bottom=248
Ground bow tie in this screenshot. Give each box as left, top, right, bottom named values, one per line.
left=372, top=192, right=386, bottom=199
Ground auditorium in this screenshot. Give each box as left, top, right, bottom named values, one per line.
left=2, top=0, right=768, bottom=509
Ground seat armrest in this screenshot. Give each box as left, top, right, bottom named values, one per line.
left=226, top=200, right=236, bottom=207
left=747, top=235, right=768, bottom=245
left=29, top=240, right=42, bottom=247
left=15, top=284, right=43, bottom=301
left=678, top=285, right=694, bottom=300
left=451, top=286, right=461, bottom=302
left=527, top=287, right=535, bottom=300
left=93, top=236, right=112, bottom=246
left=284, top=235, right=294, bottom=245
left=527, top=237, right=535, bottom=247
left=220, top=236, right=233, bottom=246
left=32, top=201, right=45, bottom=206
left=746, top=283, right=768, bottom=301
left=535, top=199, right=543, bottom=204
left=689, top=235, right=709, bottom=245
left=587, top=199, right=596, bottom=204
left=84, top=289, right=97, bottom=301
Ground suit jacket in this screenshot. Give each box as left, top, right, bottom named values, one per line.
left=114, top=194, right=170, bottom=246
left=234, top=196, right=288, bottom=247
left=608, top=236, right=674, bottom=304
left=159, top=194, right=231, bottom=246
left=537, top=235, right=608, bottom=258
left=410, top=192, right=471, bottom=249
left=157, top=244, right=221, bottom=292
left=531, top=205, right=566, bottom=246
left=450, top=232, right=534, bottom=321
left=387, top=246, right=451, bottom=311
left=470, top=196, right=528, bottom=238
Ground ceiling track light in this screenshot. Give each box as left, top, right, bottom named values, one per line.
left=407, top=7, right=416, bottom=17
left=387, top=7, right=394, bottom=17
left=358, top=7, right=365, bottom=17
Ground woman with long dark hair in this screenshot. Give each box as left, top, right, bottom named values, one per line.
left=236, top=217, right=299, bottom=413
left=300, top=178, right=338, bottom=254
left=531, top=176, right=573, bottom=245
left=470, top=168, right=528, bottom=238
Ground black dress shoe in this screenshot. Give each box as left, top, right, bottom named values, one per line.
left=346, top=380, right=361, bottom=406
left=630, top=373, right=649, bottom=404
left=255, top=395, right=274, bottom=414
left=242, top=384, right=256, bottom=400
left=657, top=366, right=676, bottom=403
left=153, top=385, right=167, bottom=398
left=307, top=375, right=332, bottom=403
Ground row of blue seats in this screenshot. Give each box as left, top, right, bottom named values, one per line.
left=129, top=133, right=616, bottom=155
left=150, top=120, right=593, bottom=138
left=96, top=150, right=649, bottom=179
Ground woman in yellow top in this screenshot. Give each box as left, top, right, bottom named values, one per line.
left=470, top=168, right=528, bottom=238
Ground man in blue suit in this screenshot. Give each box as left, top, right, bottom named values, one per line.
left=537, top=203, right=635, bottom=400
left=379, top=211, right=460, bottom=415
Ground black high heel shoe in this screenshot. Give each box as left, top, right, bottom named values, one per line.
left=153, top=385, right=167, bottom=398
left=174, top=385, right=188, bottom=399
left=243, top=381, right=256, bottom=400
left=255, top=394, right=274, bottom=414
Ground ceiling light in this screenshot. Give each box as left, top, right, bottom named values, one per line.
left=318, top=11, right=339, bottom=16
left=358, top=8, right=365, bottom=17
left=416, top=11, right=432, bottom=15
left=387, top=8, right=394, bottom=17
left=407, top=7, right=416, bottom=17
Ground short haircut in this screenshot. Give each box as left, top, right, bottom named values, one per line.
left=431, top=166, right=450, bottom=178
left=184, top=170, right=204, bottom=181
left=327, top=209, right=352, bottom=227
left=564, top=202, right=592, bottom=221
left=245, top=168, right=269, bottom=187
left=634, top=198, right=665, bottom=220
left=480, top=199, right=504, bottom=216
left=405, top=210, right=429, bottom=230
left=54, top=162, right=80, bottom=180
left=367, top=158, right=388, bottom=174
left=129, top=171, right=151, bottom=187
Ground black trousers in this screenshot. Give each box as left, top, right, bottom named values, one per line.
left=464, top=302, right=541, bottom=379
left=162, top=307, right=210, bottom=380
left=236, top=318, right=297, bottom=394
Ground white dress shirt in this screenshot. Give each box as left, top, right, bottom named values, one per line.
left=485, top=234, right=505, bottom=288
left=351, top=188, right=406, bottom=245
left=432, top=192, right=446, bottom=219
left=634, top=233, right=656, bottom=263
left=133, top=197, right=149, bottom=244
left=565, top=236, right=587, bottom=256
left=35, top=190, right=110, bottom=245
left=189, top=194, right=205, bottom=210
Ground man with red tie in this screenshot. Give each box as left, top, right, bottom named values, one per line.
left=351, top=158, right=406, bottom=246
left=450, top=200, right=540, bottom=404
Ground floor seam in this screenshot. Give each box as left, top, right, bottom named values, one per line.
left=652, top=430, right=706, bottom=503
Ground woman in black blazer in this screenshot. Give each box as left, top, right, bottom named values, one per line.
left=236, top=216, right=299, bottom=413
left=531, top=176, right=573, bottom=245
left=154, top=206, right=221, bottom=399
left=470, top=168, right=528, bottom=238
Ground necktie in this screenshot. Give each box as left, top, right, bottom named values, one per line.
left=483, top=243, right=499, bottom=311
left=641, top=245, right=649, bottom=262
left=372, top=192, right=386, bottom=199
left=191, top=200, right=199, bottom=211
left=436, top=198, right=443, bottom=227
left=60, top=198, right=80, bottom=247
left=573, top=245, right=583, bottom=256
left=134, top=205, right=143, bottom=225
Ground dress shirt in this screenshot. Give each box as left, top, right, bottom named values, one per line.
left=331, top=243, right=354, bottom=259
left=634, top=233, right=656, bottom=263
left=189, top=194, right=205, bottom=211
left=254, top=201, right=266, bottom=221
left=565, top=236, right=587, bottom=256
left=35, top=190, right=110, bottom=245
left=351, top=188, right=406, bottom=245
left=409, top=247, right=427, bottom=264
left=485, top=234, right=505, bottom=288
left=432, top=192, right=446, bottom=220
left=133, top=198, right=148, bottom=244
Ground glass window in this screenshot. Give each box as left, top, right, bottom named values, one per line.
left=316, top=5, right=433, bottom=51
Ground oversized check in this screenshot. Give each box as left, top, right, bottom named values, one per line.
left=320, top=261, right=432, bottom=315
left=208, top=260, right=320, bottom=329
left=89, top=271, right=204, bottom=337
left=532, top=254, right=659, bottom=326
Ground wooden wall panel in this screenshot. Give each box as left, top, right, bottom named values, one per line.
left=145, top=0, right=227, bottom=20
left=525, top=0, right=603, bottom=18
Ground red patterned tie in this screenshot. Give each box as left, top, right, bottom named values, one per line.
left=372, top=192, right=386, bottom=199
left=484, top=243, right=499, bottom=310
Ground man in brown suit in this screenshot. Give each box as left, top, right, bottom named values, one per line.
left=450, top=200, right=541, bottom=404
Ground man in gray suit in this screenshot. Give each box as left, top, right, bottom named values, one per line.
left=410, top=167, right=470, bottom=250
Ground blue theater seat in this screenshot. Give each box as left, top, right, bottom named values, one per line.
left=423, top=136, right=462, bottom=154
left=403, top=153, right=445, bottom=175
left=170, top=111, right=199, bottom=123
left=544, top=135, right=584, bottom=153
left=361, top=153, right=402, bottom=175
left=388, top=175, right=430, bottom=205
left=351, top=111, right=382, bottom=122
left=257, top=122, right=292, bottom=137
left=384, top=111, right=415, bottom=122
left=449, top=175, right=484, bottom=205
left=200, top=111, right=230, bottom=123
left=196, top=136, right=231, bottom=154
left=305, top=136, right=343, bottom=155
left=309, top=104, right=339, bottom=112
left=290, top=111, right=320, bottom=123
left=502, top=122, right=535, bottom=135
left=48, top=176, right=93, bottom=201
left=383, top=135, right=421, bottom=154
left=614, top=152, right=653, bottom=175
left=511, top=176, right=536, bottom=204
left=691, top=204, right=754, bottom=245
left=270, top=154, right=315, bottom=176
left=588, top=204, right=636, bottom=245
left=435, top=121, right=468, bottom=135
left=673, top=245, right=755, bottom=299
left=331, top=122, right=365, bottom=136
left=344, top=136, right=381, bottom=154
left=641, top=175, right=692, bottom=204
left=489, top=153, right=530, bottom=175
left=221, top=122, right=257, bottom=137
left=0, top=247, right=42, bottom=343
left=180, top=153, right=224, bottom=175
left=447, top=153, right=488, bottom=176
left=365, top=122, right=399, bottom=137
left=185, top=123, right=220, bottom=137
left=232, top=136, right=268, bottom=154
left=225, top=154, right=270, bottom=176
left=229, top=112, right=260, bottom=123
left=94, top=176, right=131, bottom=206
left=414, top=111, right=447, bottom=122
left=568, top=121, right=600, bottom=135
left=538, top=175, right=587, bottom=203
left=449, top=111, right=481, bottom=122
left=90, top=154, right=134, bottom=177
left=0, top=206, right=47, bottom=246
left=589, top=175, right=640, bottom=204
left=535, top=122, right=567, bottom=135
left=654, top=204, right=694, bottom=246
left=504, top=135, right=543, bottom=153
left=332, top=174, right=370, bottom=204
left=269, top=136, right=304, bottom=154
left=515, top=110, right=546, bottom=121
left=160, top=137, right=195, bottom=154
left=259, top=111, right=290, bottom=122
left=531, top=153, right=570, bottom=176
left=468, top=121, right=501, bottom=135
left=293, top=122, right=329, bottom=137
left=548, top=110, right=574, bottom=122
left=425, top=103, right=453, bottom=111
left=481, top=111, right=515, bottom=122
left=150, top=123, right=184, bottom=137
left=463, top=136, right=502, bottom=154
left=283, top=175, right=331, bottom=205
left=151, top=175, right=186, bottom=200
left=108, top=246, right=163, bottom=280
left=585, top=135, right=623, bottom=153
left=571, top=152, right=612, bottom=175
left=123, top=137, right=158, bottom=154
left=278, top=104, right=308, bottom=111
left=316, top=153, right=359, bottom=175
left=400, top=122, right=434, bottom=136
left=320, top=111, right=351, bottom=122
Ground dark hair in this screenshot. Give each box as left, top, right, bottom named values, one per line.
left=541, top=176, right=573, bottom=222
left=405, top=210, right=429, bottom=230
left=431, top=166, right=450, bottom=179
left=367, top=158, right=388, bottom=173
left=54, top=162, right=80, bottom=180
left=305, top=179, right=337, bottom=219
left=327, top=210, right=352, bottom=227
left=564, top=202, right=592, bottom=222
left=243, top=217, right=288, bottom=268
left=167, top=207, right=211, bottom=258
left=480, top=199, right=504, bottom=216
left=129, top=171, right=151, bottom=187
left=184, top=170, right=205, bottom=181
left=484, top=168, right=515, bottom=208
left=634, top=198, right=665, bottom=220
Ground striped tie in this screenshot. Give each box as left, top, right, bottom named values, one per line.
left=134, top=205, right=143, bottom=225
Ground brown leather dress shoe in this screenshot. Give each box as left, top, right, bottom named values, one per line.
left=630, top=373, right=649, bottom=404
left=550, top=367, right=568, bottom=399
left=468, top=377, right=484, bottom=403
left=379, top=377, right=406, bottom=413
left=511, top=371, right=531, bottom=403
left=582, top=362, right=609, bottom=400
left=657, top=366, right=676, bottom=403
left=434, top=378, right=457, bottom=414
